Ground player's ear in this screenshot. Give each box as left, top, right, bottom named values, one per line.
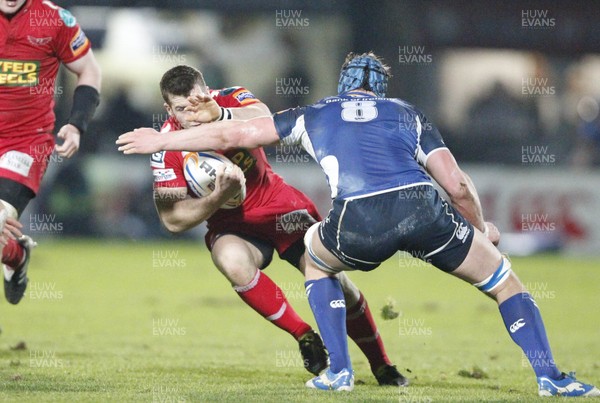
left=164, top=103, right=174, bottom=117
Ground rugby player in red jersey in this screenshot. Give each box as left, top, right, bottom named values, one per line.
left=150, top=65, right=406, bottom=384
left=0, top=0, right=101, bottom=304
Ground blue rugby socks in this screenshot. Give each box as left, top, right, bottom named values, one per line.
left=305, top=277, right=351, bottom=373
left=499, top=292, right=561, bottom=379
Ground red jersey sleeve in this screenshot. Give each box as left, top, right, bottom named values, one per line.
left=49, top=3, right=91, bottom=63
left=212, top=86, right=261, bottom=107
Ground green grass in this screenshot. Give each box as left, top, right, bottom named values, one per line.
left=0, top=240, right=599, bottom=402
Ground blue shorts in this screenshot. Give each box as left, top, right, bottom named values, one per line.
left=318, top=185, right=474, bottom=272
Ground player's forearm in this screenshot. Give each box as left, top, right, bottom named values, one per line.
left=157, top=195, right=224, bottom=233
left=448, top=174, right=486, bottom=232
left=162, top=121, right=241, bottom=152
left=66, top=52, right=101, bottom=134
left=166, top=118, right=275, bottom=151
left=76, top=65, right=101, bottom=91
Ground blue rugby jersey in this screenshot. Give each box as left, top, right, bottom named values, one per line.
left=273, top=91, right=448, bottom=200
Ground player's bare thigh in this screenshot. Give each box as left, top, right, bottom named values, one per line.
left=211, top=234, right=267, bottom=287
left=451, top=230, right=525, bottom=303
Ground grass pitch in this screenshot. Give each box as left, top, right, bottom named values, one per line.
left=0, top=240, right=599, bottom=402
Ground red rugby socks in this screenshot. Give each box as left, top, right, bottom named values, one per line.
left=346, top=292, right=392, bottom=372
left=235, top=270, right=311, bottom=340
left=2, top=239, right=24, bottom=270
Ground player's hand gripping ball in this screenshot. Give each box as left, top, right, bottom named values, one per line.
left=183, top=152, right=246, bottom=209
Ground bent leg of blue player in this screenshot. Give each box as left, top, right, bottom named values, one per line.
left=451, top=230, right=599, bottom=397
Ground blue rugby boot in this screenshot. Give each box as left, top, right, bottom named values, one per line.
left=537, top=372, right=600, bottom=397
left=306, top=367, right=354, bottom=391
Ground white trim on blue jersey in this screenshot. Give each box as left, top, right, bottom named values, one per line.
left=280, top=114, right=317, bottom=161
left=419, top=146, right=450, bottom=168
left=414, top=114, right=449, bottom=168
left=424, top=199, right=461, bottom=259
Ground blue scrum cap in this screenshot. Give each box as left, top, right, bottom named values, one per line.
left=337, top=52, right=390, bottom=97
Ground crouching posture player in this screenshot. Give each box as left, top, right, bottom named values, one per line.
left=150, top=65, right=406, bottom=384
left=118, top=55, right=599, bottom=397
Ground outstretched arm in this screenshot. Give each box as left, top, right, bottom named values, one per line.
left=116, top=116, right=280, bottom=154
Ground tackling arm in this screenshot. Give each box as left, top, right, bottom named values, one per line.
left=117, top=117, right=281, bottom=154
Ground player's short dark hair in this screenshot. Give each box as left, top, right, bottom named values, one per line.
left=160, top=65, right=207, bottom=104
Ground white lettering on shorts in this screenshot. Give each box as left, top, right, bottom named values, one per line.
left=0, top=151, right=34, bottom=177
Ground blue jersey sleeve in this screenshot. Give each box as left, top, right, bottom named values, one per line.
left=414, top=111, right=447, bottom=167
left=273, top=107, right=307, bottom=143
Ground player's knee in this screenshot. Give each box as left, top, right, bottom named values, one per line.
left=303, top=222, right=322, bottom=268
left=212, top=253, right=257, bottom=286
left=303, top=222, right=339, bottom=275
left=303, top=222, right=319, bottom=252
left=472, top=256, right=513, bottom=296
left=0, top=200, right=19, bottom=220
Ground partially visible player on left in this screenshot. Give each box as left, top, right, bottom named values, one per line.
left=0, top=0, right=101, bottom=304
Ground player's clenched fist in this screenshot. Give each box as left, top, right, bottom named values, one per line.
left=213, top=164, right=245, bottom=204
left=55, top=124, right=81, bottom=158
left=484, top=221, right=500, bottom=246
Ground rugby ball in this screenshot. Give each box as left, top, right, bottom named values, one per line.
left=183, top=151, right=246, bottom=209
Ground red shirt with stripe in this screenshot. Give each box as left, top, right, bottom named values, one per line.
left=0, top=0, right=91, bottom=138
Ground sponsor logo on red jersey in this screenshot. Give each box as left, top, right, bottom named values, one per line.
left=232, top=88, right=258, bottom=105
left=0, top=60, right=39, bottom=86
left=27, top=36, right=52, bottom=46
left=70, top=28, right=89, bottom=58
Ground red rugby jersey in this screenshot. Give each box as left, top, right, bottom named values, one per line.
left=151, top=87, right=288, bottom=225
left=0, top=0, right=91, bottom=137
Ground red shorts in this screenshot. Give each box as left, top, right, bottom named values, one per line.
left=205, top=184, right=322, bottom=256
left=0, top=133, right=54, bottom=194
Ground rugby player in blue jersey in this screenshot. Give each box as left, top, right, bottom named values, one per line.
left=117, top=52, right=599, bottom=397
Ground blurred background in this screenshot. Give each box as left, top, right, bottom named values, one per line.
left=26, top=0, right=600, bottom=256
